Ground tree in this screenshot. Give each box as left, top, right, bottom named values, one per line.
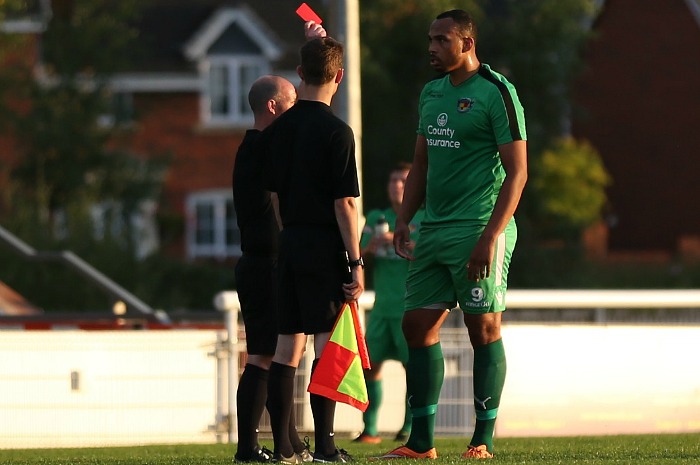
left=0, top=0, right=165, bottom=248
left=490, top=0, right=602, bottom=242
left=531, top=137, right=611, bottom=241
left=479, top=0, right=599, bottom=155
left=0, top=0, right=198, bottom=312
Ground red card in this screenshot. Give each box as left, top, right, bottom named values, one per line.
left=296, top=3, right=322, bottom=24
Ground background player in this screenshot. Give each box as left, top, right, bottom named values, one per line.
left=354, top=163, right=423, bottom=444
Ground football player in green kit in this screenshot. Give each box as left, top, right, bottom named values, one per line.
left=374, top=9, right=527, bottom=461
left=354, top=163, right=424, bottom=445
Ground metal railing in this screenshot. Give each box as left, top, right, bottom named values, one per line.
left=0, top=224, right=166, bottom=321
left=502, top=289, right=700, bottom=324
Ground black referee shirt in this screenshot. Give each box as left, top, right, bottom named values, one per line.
left=262, top=100, right=360, bottom=229
left=232, top=129, right=279, bottom=256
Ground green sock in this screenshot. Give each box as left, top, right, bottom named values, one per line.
left=400, top=387, right=412, bottom=434
left=364, top=378, right=382, bottom=436
left=470, top=338, right=507, bottom=452
left=405, top=343, right=444, bottom=452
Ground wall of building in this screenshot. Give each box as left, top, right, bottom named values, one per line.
left=125, top=92, right=247, bottom=256
left=572, top=0, right=700, bottom=252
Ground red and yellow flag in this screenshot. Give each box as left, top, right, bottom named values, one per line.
left=308, top=301, right=371, bottom=411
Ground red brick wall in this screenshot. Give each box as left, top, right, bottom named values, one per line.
left=130, top=93, right=245, bottom=209
left=127, top=93, right=246, bottom=256
left=572, top=0, right=700, bottom=252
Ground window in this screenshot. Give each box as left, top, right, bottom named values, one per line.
left=90, top=200, right=159, bottom=259
left=205, top=57, right=268, bottom=126
left=186, top=190, right=240, bottom=259
left=97, top=91, right=134, bottom=128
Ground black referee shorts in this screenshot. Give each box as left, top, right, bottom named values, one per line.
left=234, top=254, right=278, bottom=356
left=277, top=227, right=351, bottom=335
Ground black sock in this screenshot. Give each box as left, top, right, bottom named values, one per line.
left=236, top=364, right=269, bottom=458
left=290, top=406, right=306, bottom=454
left=310, top=359, right=336, bottom=456
left=267, top=362, right=297, bottom=457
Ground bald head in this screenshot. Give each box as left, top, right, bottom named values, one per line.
left=248, top=75, right=297, bottom=129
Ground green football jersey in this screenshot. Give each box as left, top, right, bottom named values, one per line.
left=361, top=208, right=424, bottom=317
left=417, top=64, right=527, bottom=226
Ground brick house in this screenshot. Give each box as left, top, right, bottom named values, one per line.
left=0, top=0, right=325, bottom=261
left=572, top=0, right=700, bottom=257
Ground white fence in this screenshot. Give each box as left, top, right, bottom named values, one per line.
left=499, top=324, right=700, bottom=437
left=0, top=289, right=698, bottom=449
left=0, top=331, right=224, bottom=448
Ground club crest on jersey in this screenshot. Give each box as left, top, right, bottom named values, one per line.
left=457, top=97, right=475, bottom=113
left=437, top=113, right=448, bottom=126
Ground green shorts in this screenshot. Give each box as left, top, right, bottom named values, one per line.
left=404, top=221, right=517, bottom=314
left=364, top=313, right=408, bottom=365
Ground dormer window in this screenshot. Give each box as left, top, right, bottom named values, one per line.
left=183, top=6, right=282, bottom=128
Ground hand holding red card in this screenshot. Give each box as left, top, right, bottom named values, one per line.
left=296, top=3, right=322, bottom=24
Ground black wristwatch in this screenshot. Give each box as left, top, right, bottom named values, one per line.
left=348, top=257, right=364, bottom=268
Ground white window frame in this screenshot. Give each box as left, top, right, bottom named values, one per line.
left=185, top=189, right=240, bottom=259
left=201, top=56, right=269, bottom=128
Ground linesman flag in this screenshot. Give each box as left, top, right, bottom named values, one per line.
left=308, top=301, right=371, bottom=411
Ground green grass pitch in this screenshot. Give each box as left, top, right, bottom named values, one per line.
left=0, top=433, right=698, bottom=464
